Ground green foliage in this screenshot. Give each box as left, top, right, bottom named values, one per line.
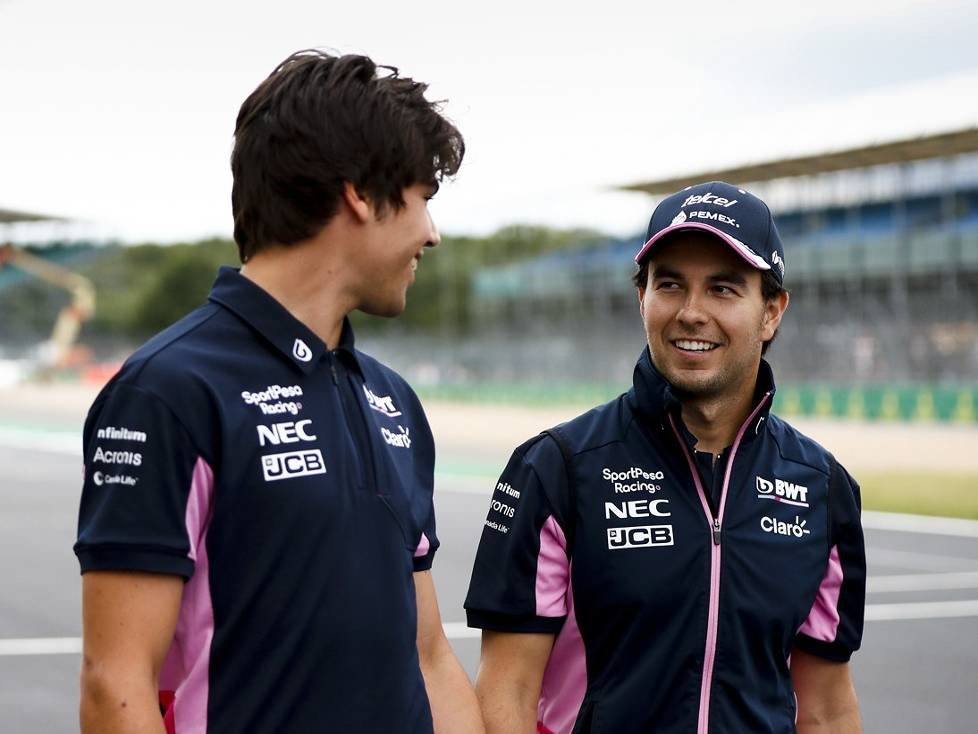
left=1, top=226, right=598, bottom=345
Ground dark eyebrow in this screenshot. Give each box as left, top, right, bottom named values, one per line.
left=710, top=271, right=748, bottom=287
left=650, top=265, right=684, bottom=281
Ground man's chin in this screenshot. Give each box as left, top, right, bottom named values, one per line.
left=359, top=299, right=407, bottom=319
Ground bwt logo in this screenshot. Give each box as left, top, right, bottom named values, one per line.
left=607, top=525, right=674, bottom=550
left=257, top=420, right=317, bottom=447
left=261, top=449, right=327, bottom=482
left=756, top=476, right=809, bottom=508
left=363, top=386, right=402, bottom=417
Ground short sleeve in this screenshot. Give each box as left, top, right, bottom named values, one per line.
left=795, top=458, right=866, bottom=662
left=413, top=503, right=440, bottom=572
left=465, top=435, right=571, bottom=634
left=74, top=383, right=213, bottom=580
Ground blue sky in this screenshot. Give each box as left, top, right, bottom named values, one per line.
left=1, top=0, right=977, bottom=243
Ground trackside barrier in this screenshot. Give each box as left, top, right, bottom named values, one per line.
left=416, top=384, right=978, bottom=424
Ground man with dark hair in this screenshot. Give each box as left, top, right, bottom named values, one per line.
left=76, top=50, right=482, bottom=733
left=465, top=182, right=866, bottom=733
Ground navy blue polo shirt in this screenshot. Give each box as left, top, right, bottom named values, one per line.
left=75, top=267, right=439, bottom=733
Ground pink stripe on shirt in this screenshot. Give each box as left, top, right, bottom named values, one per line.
left=159, top=456, right=216, bottom=734
left=798, top=545, right=843, bottom=642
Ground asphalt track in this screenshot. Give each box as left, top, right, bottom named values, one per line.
left=2, top=409, right=978, bottom=732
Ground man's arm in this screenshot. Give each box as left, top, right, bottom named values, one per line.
left=80, top=570, right=183, bottom=734
left=791, top=647, right=861, bottom=733
left=414, top=571, right=485, bottom=733
left=475, top=629, right=554, bottom=734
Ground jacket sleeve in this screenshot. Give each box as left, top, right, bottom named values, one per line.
left=795, top=458, right=866, bottom=661
left=464, top=434, right=571, bottom=634
left=74, top=383, right=212, bottom=580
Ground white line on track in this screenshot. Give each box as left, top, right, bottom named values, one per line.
left=862, top=511, right=978, bottom=538
left=0, top=624, right=482, bottom=657
left=864, top=599, right=978, bottom=621
left=0, top=637, right=81, bottom=656
left=868, top=571, right=978, bottom=593
left=5, top=599, right=978, bottom=657
left=867, top=547, right=978, bottom=572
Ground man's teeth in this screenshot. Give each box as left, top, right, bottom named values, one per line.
left=675, top=340, right=717, bottom=352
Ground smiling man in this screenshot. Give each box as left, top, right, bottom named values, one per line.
left=465, top=182, right=866, bottom=733
left=75, top=51, right=483, bottom=733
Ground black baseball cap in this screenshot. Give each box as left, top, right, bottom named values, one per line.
left=634, top=181, right=786, bottom=285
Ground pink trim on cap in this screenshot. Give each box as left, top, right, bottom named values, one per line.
left=159, top=456, right=216, bottom=733
left=535, top=516, right=569, bottom=617
left=798, top=545, right=844, bottom=642
left=538, top=574, right=587, bottom=734
left=634, top=221, right=772, bottom=271
left=414, top=532, right=431, bottom=558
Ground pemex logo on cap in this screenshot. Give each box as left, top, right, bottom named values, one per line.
left=671, top=211, right=688, bottom=225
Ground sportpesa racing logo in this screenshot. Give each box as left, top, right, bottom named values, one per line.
left=602, top=466, right=664, bottom=495
left=241, top=384, right=304, bottom=416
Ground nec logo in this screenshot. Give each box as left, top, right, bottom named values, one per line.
left=607, top=525, right=674, bottom=550
left=261, top=449, right=327, bottom=482
left=681, top=192, right=738, bottom=208
left=604, top=499, right=671, bottom=519
left=257, top=420, right=317, bottom=447
left=756, top=476, right=809, bottom=508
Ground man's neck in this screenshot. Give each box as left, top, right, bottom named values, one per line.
left=679, top=376, right=760, bottom=455
left=239, top=238, right=357, bottom=350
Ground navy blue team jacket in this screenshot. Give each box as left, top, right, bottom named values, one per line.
left=465, top=348, right=866, bottom=734
left=75, top=267, right=439, bottom=733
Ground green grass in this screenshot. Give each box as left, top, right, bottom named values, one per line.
left=859, top=472, right=978, bottom=520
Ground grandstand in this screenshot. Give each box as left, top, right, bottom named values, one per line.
left=455, top=128, right=978, bottom=421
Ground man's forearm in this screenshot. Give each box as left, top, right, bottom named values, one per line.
left=796, top=707, right=862, bottom=733
left=80, top=669, right=166, bottom=734
left=421, top=638, right=485, bottom=734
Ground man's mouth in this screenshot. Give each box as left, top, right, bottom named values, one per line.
left=672, top=339, right=720, bottom=353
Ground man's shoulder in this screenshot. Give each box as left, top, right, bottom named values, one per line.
left=764, top=412, right=836, bottom=475
left=90, top=303, right=237, bottom=420
left=543, top=392, right=632, bottom=457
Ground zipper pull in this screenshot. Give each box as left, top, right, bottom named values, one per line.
left=712, top=518, right=721, bottom=545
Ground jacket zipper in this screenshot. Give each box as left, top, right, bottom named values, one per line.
left=668, top=392, right=771, bottom=734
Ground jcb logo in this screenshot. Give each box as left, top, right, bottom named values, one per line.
left=261, top=449, right=327, bottom=482
left=607, top=525, right=674, bottom=550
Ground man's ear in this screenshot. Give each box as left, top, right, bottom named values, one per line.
left=342, top=181, right=372, bottom=224
left=637, top=286, right=647, bottom=319
left=761, top=289, right=790, bottom=341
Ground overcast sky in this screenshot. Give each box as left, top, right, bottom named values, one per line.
left=2, top=0, right=978, bottom=243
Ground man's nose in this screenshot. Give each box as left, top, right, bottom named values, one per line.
left=425, top=211, right=441, bottom=248
left=675, top=292, right=709, bottom=326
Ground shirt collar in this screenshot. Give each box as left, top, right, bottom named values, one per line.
left=208, top=266, right=360, bottom=376
left=629, top=346, right=776, bottom=440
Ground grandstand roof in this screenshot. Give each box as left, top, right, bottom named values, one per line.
left=0, top=208, right=64, bottom=224
left=620, top=127, right=978, bottom=195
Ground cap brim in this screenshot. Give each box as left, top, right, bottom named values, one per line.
left=634, top=222, right=772, bottom=271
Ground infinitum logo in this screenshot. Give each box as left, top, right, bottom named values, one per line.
left=756, top=476, right=809, bottom=508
